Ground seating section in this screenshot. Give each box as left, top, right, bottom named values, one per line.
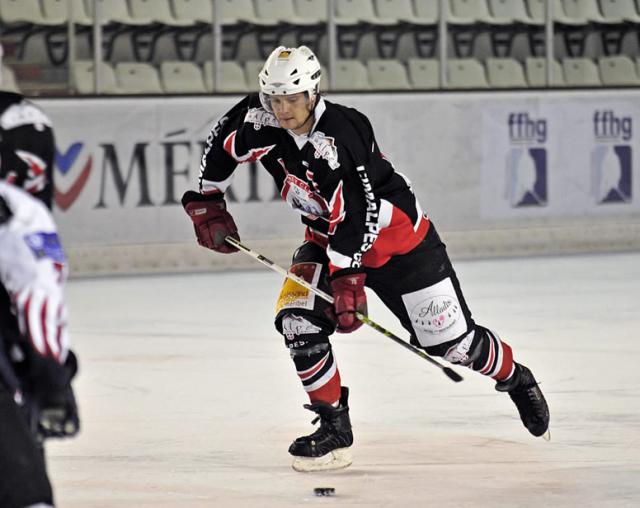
left=0, top=64, right=21, bottom=93
left=60, top=53, right=640, bottom=94
left=1, top=0, right=639, bottom=94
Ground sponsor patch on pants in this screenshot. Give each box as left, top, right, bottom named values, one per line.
left=401, top=277, right=467, bottom=347
left=275, top=262, right=322, bottom=314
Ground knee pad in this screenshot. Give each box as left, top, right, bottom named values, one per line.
left=274, top=259, right=335, bottom=341
left=279, top=313, right=331, bottom=358
left=434, top=325, right=490, bottom=366
left=441, top=329, right=478, bottom=365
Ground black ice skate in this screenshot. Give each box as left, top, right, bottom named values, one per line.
left=496, top=363, right=550, bottom=440
left=289, top=386, right=353, bottom=472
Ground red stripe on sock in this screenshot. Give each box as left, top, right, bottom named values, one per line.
left=307, top=369, right=342, bottom=405
left=492, top=341, right=514, bottom=381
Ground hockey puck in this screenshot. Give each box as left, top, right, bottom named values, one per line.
left=314, top=487, right=335, bottom=497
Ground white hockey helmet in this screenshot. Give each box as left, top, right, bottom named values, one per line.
left=258, top=46, right=321, bottom=111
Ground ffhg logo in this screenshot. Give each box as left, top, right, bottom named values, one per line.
left=505, top=112, right=547, bottom=207
left=591, top=110, right=632, bottom=204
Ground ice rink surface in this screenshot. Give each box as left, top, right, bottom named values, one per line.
left=47, top=251, right=640, bottom=507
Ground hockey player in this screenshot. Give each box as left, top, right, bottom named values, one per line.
left=0, top=45, right=56, bottom=209
left=182, top=46, right=549, bottom=472
left=0, top=180, right=80, bottom=508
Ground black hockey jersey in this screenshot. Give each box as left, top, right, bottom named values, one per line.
left=0, top=91, right=55, bottom=208
left=199, top=93, right=429, bottom=274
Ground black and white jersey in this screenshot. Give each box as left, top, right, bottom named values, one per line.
left=199, top=93, right=429, bottom=274
left=0, top=91, right=55, bottom=209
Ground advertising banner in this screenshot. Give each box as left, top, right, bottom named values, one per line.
left=481, top=96, right=638, bottom=220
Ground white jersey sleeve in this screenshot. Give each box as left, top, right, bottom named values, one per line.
left=0, top=181, right=69, bottom=363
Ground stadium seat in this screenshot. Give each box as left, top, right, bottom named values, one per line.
left=172, top=0, right=213, bottom=24
left=598, top=55, right=640, bottom=85
left=333, top=59, right=370, bottom=90
left=373, top=0, right=438, bottom=58
left=334, top=0, right=395, bottom=58
left=562, top=57, right=602, bottom=86
left=487, top=0, right=543, bottom=25
left=115, top=62, right=164, bottom=94
left=561, top=0, right=616, bottom=23
left=447, top=0, right=513, bottom=57
left=595, top=0, right=640, bottom=54
left=525, top=57, right=565, bottom=86
left=160, top=61, right=207, bottom=93
left=599, top=0, right=640, bottom=22
left=84, top=0, right=153, bottom=61
left=244, top=60, right=265, bottom=91
left=448, top=0, right=507, bottom=24
left=72, top=60, right=120, bottom=94
left=0, top=0, right=65, bottom=64
left=129, top=0, right=192, bottom=26
left=486, top=58, right=528, bottom=87
left=216, top=0, right=278, bottom=59
left=410, top=0, right=440, bottom=58
left=525, top=0, right=586, bottom=24
left=0, top=65, right=21, bottom=93
left=0, top=0, right=62, bottom=25
left=447, top=58, right=489, bottom=88
left=203, top=61, right=249, bottom=93
left=293, top=0, right=329, bottom=22
left=526, top=0, right=589, bottom=57
left=170, top=0, right=213, bottom=59
left=375, top=0, right=418, bottom=23
left=367, top=59, right=411, bottom=90
left=407, top=58, right=440, bottom=89
left=255, top=0, right=319, bottom=25
left=86, top=0, right=151, bottom=25
left=41, top=0, right=92, bottom=26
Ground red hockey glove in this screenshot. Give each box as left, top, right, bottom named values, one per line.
left=182, top=190, right=239, bottom=253
left=330, top=271, right=367, bottom=333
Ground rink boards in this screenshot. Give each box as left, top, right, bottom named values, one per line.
left=38, top=90, right=640, bottom=275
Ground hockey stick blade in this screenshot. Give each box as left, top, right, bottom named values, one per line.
left=225, top=236, right=463, bottom=383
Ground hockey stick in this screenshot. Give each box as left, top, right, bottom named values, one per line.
left=225, top=236, right=463, bottom=383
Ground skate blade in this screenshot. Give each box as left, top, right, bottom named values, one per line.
left=541, top=429, right=551, bottom=441
left=292, top=448, right=353, bottom=472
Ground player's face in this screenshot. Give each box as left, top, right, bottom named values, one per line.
left=270, top=92, right=315, bottom=135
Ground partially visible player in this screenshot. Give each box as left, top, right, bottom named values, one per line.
left=0, top=180, right=80, bottom=508
left=182, top=46, right=550, bottom=472
left=0, top=44, right=56, bottom=209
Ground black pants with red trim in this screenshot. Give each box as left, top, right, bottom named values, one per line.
left=275, top=223, right=478, bottom=358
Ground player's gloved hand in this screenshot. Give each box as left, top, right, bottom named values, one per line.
left=22, top=350, right=81, bottom=442
left=181, top=190, right=239, bottom=253
left=330, top=271, right=367, bottom=333
left=37, top=384, right=80, bottom=439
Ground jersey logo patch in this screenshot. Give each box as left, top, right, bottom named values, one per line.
left=281, top=174, right=330, bottom=220
left=245, top=108, right=280, bottom=130
left=23, top=232, right=66, bottom=264
left=0, top=101, right=52, bottom=131
left=308, top=131, right=340, bottom=170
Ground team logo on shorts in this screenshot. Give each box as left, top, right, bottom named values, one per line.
left=401, top=278, right=467, bottom=348
left=410, top=295, right=460, bottom=334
